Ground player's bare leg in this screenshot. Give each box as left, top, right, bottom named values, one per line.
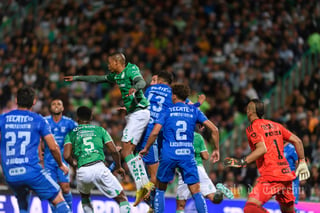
left=60, top=182, right=72, bottom=210
left=188, top=183, right=208, bottom=213
left=147, top=163, right=159, bottom=184
left=176, top=199, right=186, bottom=212
left=51, top=191, right=71, bottom=212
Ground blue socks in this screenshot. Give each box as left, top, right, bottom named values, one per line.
left=63, top=192, right=73, bottom=210
left=154, top=188, right=165, bottom=213
left=192, top=192, right=208, bottom=213
left=55, top=201, right=71, bottom=213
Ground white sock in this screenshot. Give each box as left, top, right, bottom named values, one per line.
left=120, top=201, right=131, bottom=213
left=135, top=155, right=149, bottom=186
left=83, top=204, right=93, bottom=213
left=126, top=154, right=143, bottom=189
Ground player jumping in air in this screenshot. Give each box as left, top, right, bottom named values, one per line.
left=64, top=52, right=152, bottom=205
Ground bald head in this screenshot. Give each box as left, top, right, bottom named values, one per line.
left=107, top=52, right=126, bottom=73
left=109, top=52, right=126, bottom=65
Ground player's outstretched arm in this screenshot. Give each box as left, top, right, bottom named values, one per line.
left=44, top=134, right=69, bottom=175
left=202, top=120, right=219, bottom=163
left=64, top=75, right=109, bottom=83
left=224, top=141, right=267, bottom=168
left=139, top=124, right=162, bottom=156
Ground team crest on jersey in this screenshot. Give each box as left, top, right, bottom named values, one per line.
left=61, top=126, right=66, bottom=133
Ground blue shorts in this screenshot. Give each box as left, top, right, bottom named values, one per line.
left=45, top=162, right=70, bottom=183
left=7, top=169, right=60, bottom=201
left=136, top=126, right=159, bottom=165
left=157, top=156, right=199, bottom=184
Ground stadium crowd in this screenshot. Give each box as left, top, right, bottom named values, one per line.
left=0, top=0, right=319, bottom=202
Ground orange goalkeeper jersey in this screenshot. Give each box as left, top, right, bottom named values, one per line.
left=246, top=119, right=296, bottom=182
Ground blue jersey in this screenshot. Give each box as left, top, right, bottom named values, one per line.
left=44, top=115, right=77, bottom=165
left=145, top=84, right=173, bottom=125
left=284, top=143, right=299, bottom=204
left=156, top=102, right=208, bottom=160
left=0, top=110, right=52, bottom=182
left=284, top=143, right=298, bottom=172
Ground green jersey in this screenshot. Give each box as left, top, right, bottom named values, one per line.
left=106, top=63, right=149, bottom=113
left=193, top=132, right=207, bottom=166
left=64, top=124, right=113, bottom=168
left=73, top=63, right=149, bottom=113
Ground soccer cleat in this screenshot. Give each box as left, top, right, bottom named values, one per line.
left=216, top=183, right=234, bottom=199
left=212, top=191, right=223, bottom=204
left=133, top=182, right=155, bottom=207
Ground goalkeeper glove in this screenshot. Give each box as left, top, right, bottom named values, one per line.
left=295, top=159, right=310, bottom=181
left=224, top=157, right=247, bottom=168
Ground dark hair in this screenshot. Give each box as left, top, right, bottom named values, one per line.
left=157, top=71, right=173, bottom=84
left=17, top=86, right=35, bottom=108
left=172, top=83, right=190, bottom=101
left=77, top=106, right=92, bottom=121
left=108, top=52, right=126, bottom=64
left=250, top=99, right=264, bottom=118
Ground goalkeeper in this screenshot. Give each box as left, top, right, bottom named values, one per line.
left=224, top=99, right=310, bottom=213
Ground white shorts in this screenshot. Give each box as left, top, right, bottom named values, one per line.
left=122, top=109, right=150, bottom=145
left=77, top=162, right=123, bottom=198
left=176, top=165, right=216, bottom=200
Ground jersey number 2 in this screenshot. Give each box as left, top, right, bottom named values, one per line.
left=176, top=121, right=187, bottom=140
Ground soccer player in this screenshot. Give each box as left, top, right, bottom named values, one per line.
left=63, top=106, right=131, bottom=213
left=176, top=132, right=234, bottom=213
left=284, top=141, right=299, bottom=210
left=137, top=71, right=173, bottom=183
left=140, top=83, right=220, bottom=213
left=0, top=86, right=71, bottom=213
left=64, top=52, right=152, bottom=204
left=224, top=99, right=310, bottom=213
left=42, top=99, right=77, bottom=211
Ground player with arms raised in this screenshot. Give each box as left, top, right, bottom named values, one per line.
left=224, top=99, right=310, bottom=213
left=64, top=52, right=152, bottom=204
